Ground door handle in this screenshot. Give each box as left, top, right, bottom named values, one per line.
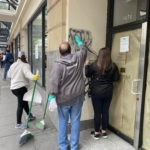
left=131, top=79, right=141, bottom=95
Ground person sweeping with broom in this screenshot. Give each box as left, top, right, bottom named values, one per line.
left=8, top=51, right=38, bottom=129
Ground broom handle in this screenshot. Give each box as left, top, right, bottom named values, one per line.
left=43, top=94, right=49, bottom=119
left=26, top=81, right=37, bottom=128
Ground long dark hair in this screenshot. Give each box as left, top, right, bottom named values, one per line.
left=20, top=55, right=28, bottom=63
left=96, top=47, right=112, bottom=74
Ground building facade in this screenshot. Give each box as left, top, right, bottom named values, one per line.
left=1, top=0, right=149, bottom=149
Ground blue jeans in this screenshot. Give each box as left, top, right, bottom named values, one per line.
left=3, top=63, right=10, bottom=79
left=57, top=96, right=83, bottom=150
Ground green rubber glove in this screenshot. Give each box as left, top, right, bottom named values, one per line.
left=48, top=95, right=57, bottom=111
left=74, top=35, right=83, bottom=46
left=48, top=95, right=56, bottom=102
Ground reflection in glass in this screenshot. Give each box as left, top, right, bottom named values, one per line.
left=45, top=7, right=48, bottom=70
left=113, top=0, right=147, bottom=26
left=15, top=34, right=20, bottom=60
left=0, top=1, right=9, bottom=10
left=45, top=7, right=48, bottom=53
left=32, top=12, right=43, bottom=85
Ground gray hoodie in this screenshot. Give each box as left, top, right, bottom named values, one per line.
left=49, top=45, right=87, bottom=105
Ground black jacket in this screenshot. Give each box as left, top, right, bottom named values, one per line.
left=85, top=62, right=120, bottom=94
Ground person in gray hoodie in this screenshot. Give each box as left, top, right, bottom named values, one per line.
left=49, top=35, right=87, bottom=150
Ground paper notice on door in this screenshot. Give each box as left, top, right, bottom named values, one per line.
left=120, top=36, right=129, bottom=53
left=35, top=45, right=39, bottom=59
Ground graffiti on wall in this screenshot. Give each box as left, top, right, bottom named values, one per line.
left=69, top=28, right=97, bottom=96
left=69, top=28, right=97, bottom=56
left=69, top=28, right=92, bottom=49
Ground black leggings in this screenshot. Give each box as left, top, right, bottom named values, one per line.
left=12, top=87, right=29, bottom=124
left=91, top=89, right=113, bottom=132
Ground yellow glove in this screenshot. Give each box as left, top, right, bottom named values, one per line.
left=33, top=74, right=38, bottom=81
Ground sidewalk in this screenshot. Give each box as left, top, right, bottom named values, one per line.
left=0, top=68, right=135, bottom=150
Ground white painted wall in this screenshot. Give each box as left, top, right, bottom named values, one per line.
left=22, top=0, right=45, bottom=28
left=9, top=0, right=45, bottom=58
left=10, top=0, right=45, bottom=40
left=67, top=0, right=108, bottom=120
left=67, top=0, right=107, bottom=51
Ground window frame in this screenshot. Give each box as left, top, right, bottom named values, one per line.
left=27, top=2, right=46, bottom=87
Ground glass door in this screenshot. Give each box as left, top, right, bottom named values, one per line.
left=109, top=23, right=147, bottom=149
left=109, top=28, right=141, bottom=138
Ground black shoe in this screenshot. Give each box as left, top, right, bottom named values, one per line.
left=94, top=133, right=100, bottom=140
left=91, top=131, right=100, bottom=140
left=100, top=130, right=108, bottom=138
left=28, top=115, right=36, bottom=122
left=90, top=131, right=95, bottom=135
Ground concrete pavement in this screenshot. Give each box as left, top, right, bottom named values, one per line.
left=0, top=68, right=135, bottom=150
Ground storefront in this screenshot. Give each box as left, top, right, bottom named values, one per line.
left=7, top=0, right=150, bottom=149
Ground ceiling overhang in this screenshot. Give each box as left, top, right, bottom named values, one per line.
left=0, top=0, right=20, bottom=49
left=0, top=9, right=15, bottom=22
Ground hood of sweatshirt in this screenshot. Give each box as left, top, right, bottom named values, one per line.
left=55, top=54, right=77, bottom=66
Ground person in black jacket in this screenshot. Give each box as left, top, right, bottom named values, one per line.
left=3, top=49, right=14, bottom=80
left=85, top=47, right=120, bottom=139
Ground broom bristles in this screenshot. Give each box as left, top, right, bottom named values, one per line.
left=19, top=130, right=34, bottom=145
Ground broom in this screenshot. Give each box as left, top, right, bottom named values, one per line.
left=35, top=93, right=49, bottom=130
left=19, top=81, right=37, bottom=146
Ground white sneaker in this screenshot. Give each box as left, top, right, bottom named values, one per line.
left=90, top=131, right=100, bottom=140
left=15, top=123, right=26, bottom=129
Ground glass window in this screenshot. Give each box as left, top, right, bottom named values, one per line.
left=45, top=7, right=48, bottom=67
left=113, top=0, right=147, bottom=26
left=28, top=24, right=32, bottom=64
left=0, top=0, right=20, bottom=11
left=15, top=34, right=20, bottom=60
left=0, top=1, right=9, bottom=10
left=28, top=5, right=47, bottom=87
left=31, top=12, right=43, bottom=85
